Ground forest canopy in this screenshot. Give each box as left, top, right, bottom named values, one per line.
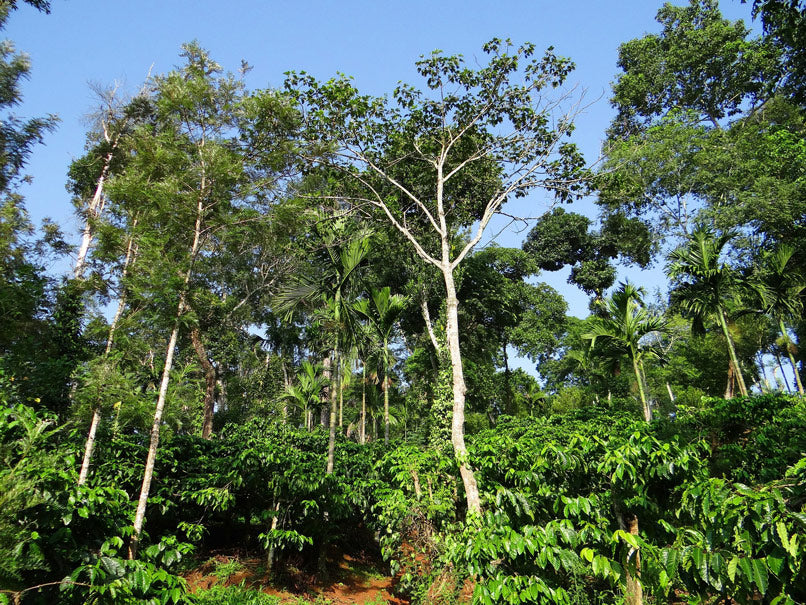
left=1, top=1, right=805, bottom=604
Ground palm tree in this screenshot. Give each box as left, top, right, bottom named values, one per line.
left=583, top=282, right=667, bottom=422
left=758, top=244, right=805, bottom=395
left=274, top=214, right=371, bottom=473
left=354, top=286, right=408, bottom=444
left=281, top=360, right=328, bottom=430
left=667, top=226, right=749, bottom=397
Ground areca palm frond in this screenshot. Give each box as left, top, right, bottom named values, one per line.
left=759, top=244, right=805, bottom=321
left=281, top=360, right=328, bottom=413
left=353, top=287, right=408, bottom=360
left=666, top=226, right=752, bottom=396
left=583, top=282, right=667, bottom=420
left=584, top=283, right=667, bottom=361
left=666, top=226, right=740, bottom=332
left=273, top=232, right=371, bottom=319
left=336, top=235, right=371, bottom=290
left=272, top=274, right=323, bottom=320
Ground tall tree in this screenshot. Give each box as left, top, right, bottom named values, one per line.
left=354, top=286, right=407, bottom=444
left=583, top=283, right=667, bottom=422
left=758, top=244, right=805, bottom=394
left=289, top=39, right=586, bottom=516
left=667, top=226, right=751, bottom=397
left=115, top=44, right=298, bottom=558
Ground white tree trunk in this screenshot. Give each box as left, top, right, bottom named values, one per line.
left=77, top=227, right=138, bottom=486
left=73, top=168, right=108, bottom=279
left=128, top=303, right=183, bottom=559
left=129, top=190, right=204, bottom=559
left=442, top=265, right=481, bottom=516
left=77, top=408, right=101, bottom=486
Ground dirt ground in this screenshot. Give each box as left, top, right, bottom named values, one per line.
left=184, top=550, right=410, bottom=604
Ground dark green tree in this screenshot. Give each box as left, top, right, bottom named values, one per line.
left=523, top=207, right=651, bottom=301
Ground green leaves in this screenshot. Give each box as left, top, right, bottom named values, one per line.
left=611, top=0, right=780, bottom=133
left=582, top=282, right=667, bottom=420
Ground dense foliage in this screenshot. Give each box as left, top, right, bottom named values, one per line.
left=2, top=393, right=804, bottom=603
left=1, top=1, right=805, bottom=603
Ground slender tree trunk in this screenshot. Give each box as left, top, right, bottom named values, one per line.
left=441, top=264, right=482, bottom=517
left=326, top=327, right=339, bottom=474
left=73, top=146, right=116, bottom=279
left=129, top=300, right=184, bottom=559
left=129, top=185, right=205, bottom=559
left=757, top=353, right=771, bottom=394
left=665, top=382, right=675, bottom=404
left=718, top=311, right=748, bottom=397
left=78, top=227, right=138, bottom=486
left=725, top=363, right=735, bottom=399
left=103, top=228, right=138, bottom=353
left=77, top=402, right=101, bottom=487
left=632, top=353, right=651, bottom=422
left=361, top=363, right=367, bottom=445
left=383, top=371, right=390, bottom=445
left=780, top=319, right=804, bottom=395
left=281, top=358, right=290, bottom=423
left=322, top=355, right=332, bottom=428
left=421, top=298, right=441, bottom=354
left=338, top=356, right=344, bottom=429
left=774, top=351, right=792, bottom=393
left=190, top=326, right=216, bottom=439
left=383, top=340, right=390, bottom=445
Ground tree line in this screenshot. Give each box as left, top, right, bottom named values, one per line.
left=1, top=0, right=805, bottom=603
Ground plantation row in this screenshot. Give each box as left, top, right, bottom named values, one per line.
left=2, top=393, right=804, bottom=604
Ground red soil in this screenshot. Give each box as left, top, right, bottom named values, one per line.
left=184, top=551, right=410, bottom=605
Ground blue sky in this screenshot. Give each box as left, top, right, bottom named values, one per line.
left=8, top=0, right=757, bottom=319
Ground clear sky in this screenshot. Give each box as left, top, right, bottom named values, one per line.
left=8, top=0, right=758, bottom=319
